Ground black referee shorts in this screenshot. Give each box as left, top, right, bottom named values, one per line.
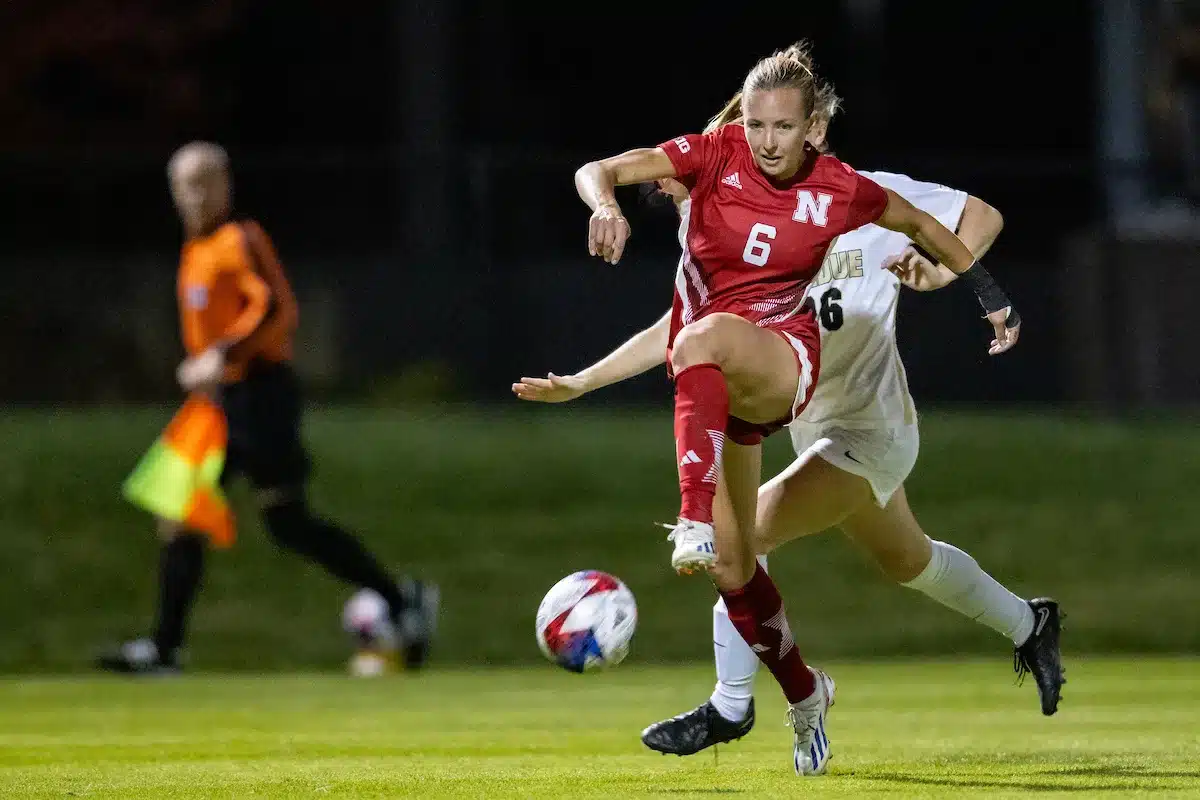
left=219, top=361, right=311, bottom=490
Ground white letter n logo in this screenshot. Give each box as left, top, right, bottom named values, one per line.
left=793, top=190, right=832, bottom=226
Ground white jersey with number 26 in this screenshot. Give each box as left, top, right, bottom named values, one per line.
left=677, top=170, right=967, bottom=428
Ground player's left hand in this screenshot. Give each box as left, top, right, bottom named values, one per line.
left=986, top=307, right=1021, bottom=356
left=883, top=246, right=956, bottom=292
left=176, top=347, right=225, bottom=392
left=512, top=372, right=588, bottom=403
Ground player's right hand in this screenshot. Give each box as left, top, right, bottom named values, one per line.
left=512, top=372, right=588, bottom=403
left=589, top=204, right=631, bottom=264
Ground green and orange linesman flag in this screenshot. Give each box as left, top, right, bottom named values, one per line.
left=122, top=394, right=237, bottom=547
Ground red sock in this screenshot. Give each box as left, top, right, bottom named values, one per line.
left=719, top=562, right=816, bottom=703
left=673, top=363, right=728, bottom=524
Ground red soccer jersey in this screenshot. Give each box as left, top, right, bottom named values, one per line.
left=659, top=124, right=887, bottom=337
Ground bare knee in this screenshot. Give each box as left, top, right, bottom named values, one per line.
left=748, top=505, right=779, bottom=557
left=670, top=314, right=738, bottom=373
left=709, top=546, right=756, bottom=592
left=751, top=480, right=785, bottom=556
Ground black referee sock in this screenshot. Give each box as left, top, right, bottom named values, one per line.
left=263, top=499, right=407, bottom=614
left=152, top=532, right=207, bottom=659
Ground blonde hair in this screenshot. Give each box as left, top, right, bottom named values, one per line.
left=813, top=80, right=842, bottom=126
left=704, top=41, right=841, bottom=135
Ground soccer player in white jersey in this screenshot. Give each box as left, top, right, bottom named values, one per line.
left=514, top=65, right=1064, bottom=767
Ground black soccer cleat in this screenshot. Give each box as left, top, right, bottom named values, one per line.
left=1014, top=598, right=1066, bottom=716
left=96, top=638, right=181, bottom=676
left=641, top=700, right=755, bottom=756
left=393, top=579, right=440, bottom=670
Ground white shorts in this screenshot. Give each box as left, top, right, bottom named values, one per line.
left=788, top=420, right=919, bottom=507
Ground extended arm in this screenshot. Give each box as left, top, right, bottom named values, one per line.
left=513, top=311, right=671, bottom=403
left=877, top=189, right=1020, bottom=355
left=886, top=195, right=1004, bottom=291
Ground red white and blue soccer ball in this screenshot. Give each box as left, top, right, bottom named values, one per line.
left=536, top=571, right=638, bottom=673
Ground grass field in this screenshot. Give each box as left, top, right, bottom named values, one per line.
left=1, top=659, right=1197, bottom=798
left=2, top=407, right=1199, bottom=671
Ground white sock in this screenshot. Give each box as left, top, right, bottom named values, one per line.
left=709, top=555, right=767, bottom=722
left=903, top=539, right=1035, bottom=645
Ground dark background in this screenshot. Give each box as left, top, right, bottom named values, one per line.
left=0, top=0, right=1195, bottom=408
left=1, top=1, right=1199, bottom=678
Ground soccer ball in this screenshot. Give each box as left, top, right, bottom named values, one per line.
left=342, top=588, right=398, bottom=677
left=536, top=570, right=637, bottom=673
left=342, top=588, right=397, bottom=648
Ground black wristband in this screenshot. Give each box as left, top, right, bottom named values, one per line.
left=958, top=262, right=1012, bottom=316
left=911, top=243, right=936, bottom=263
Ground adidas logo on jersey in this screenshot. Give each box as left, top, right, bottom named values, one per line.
left=679, top=450, right=703, bottom=466
left=721, top=172, right=743, bottom=190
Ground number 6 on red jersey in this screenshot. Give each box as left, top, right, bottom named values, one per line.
left=742, top=223, right=776, bottom=267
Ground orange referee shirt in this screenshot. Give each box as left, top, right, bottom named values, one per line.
left=176, top=220, right=298, bottom=383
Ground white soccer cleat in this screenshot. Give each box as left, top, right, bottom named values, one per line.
left=661, top=518, right=716, bottom=574
left=788, top=667, right=836, bottom=776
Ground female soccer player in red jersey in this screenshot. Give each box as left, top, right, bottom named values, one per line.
left=571, top=43, right=1022, bottom=774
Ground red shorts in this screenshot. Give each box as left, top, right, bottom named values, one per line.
left=668, top=306, right=821, bottom=446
